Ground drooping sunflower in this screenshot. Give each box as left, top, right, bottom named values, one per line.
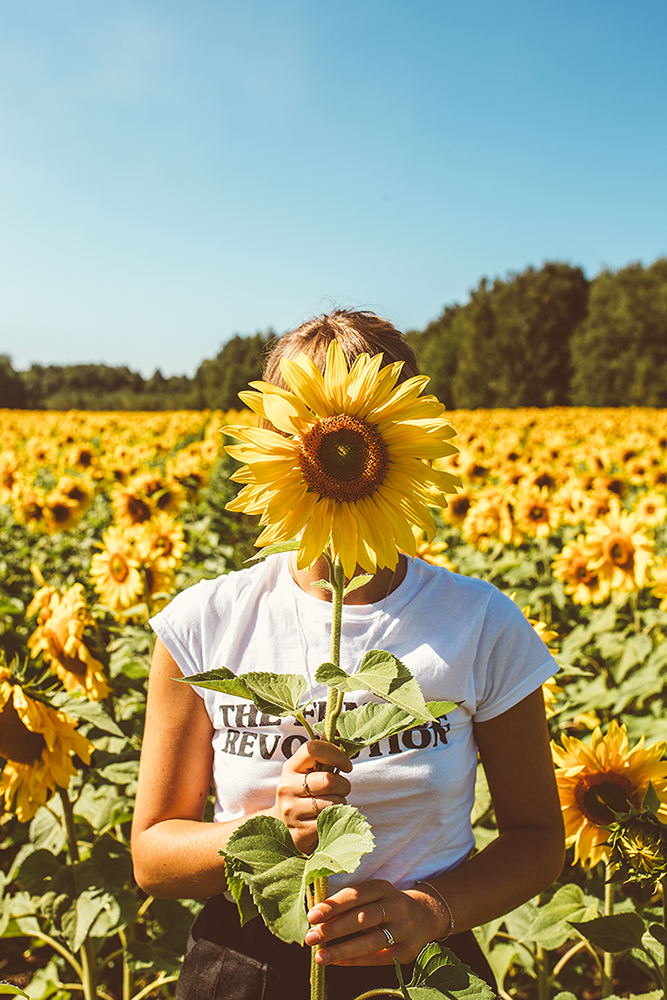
left=0, top=667, right=93, bottom=822
left=27, top=582, right=109, bottom=700
left=225, top=341, right=460, bottom=577
left=551, top=721, right=667, bottom=868
left=90, top=526, right=143, bottom=611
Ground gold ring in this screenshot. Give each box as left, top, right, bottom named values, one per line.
left=303, top=773, right=320, bottom=816
left=381, top=926, right=395, bottom=947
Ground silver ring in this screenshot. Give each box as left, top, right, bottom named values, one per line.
left=378, top=902, right=386, bottom=923
left=303, top=774, right=313, bottom=795
left=381, top=926, right=395, bottom=947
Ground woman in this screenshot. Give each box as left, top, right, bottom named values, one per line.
left=131, top=310, right=565, bottom=1000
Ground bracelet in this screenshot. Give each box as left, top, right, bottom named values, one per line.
left=414, top=880, right=455, bottom=941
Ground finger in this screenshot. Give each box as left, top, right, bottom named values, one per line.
left=302, top=770, right=352, bottom=800
left=305, top=897, right=385, bottom=945
left=307, top=880, right=390, bottom=925
left=287, top=739, right=353, bottom=774
left=313, top=926, right=397, bottom=967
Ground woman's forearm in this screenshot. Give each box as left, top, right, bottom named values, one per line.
left=407, top=823, right=566, bottom=939
left=133, top=810, right=276, bottom=899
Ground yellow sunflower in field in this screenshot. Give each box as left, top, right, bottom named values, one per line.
left=225, top=341, right=460, bottom=577
left=0, top=667, right=93, bottom=822
left=410, top=525, right=455, bottom=570
left=552, top=721, right=667, bottom=867
left=42, top=491, right=80, bottom=533
left=632, top=492, right=667, bottom=528
left=461, top=487, right=520, bottom=551
left=0, top=450, right=20, bottom=503
left=27, top=582, right=109, bottom=700
left=90, top=526, right=143, bottom=611
left=134, top=512, right=187, bottom=568
left=515, top=486, right=560, bottom=539
left=552, top=536, right=611, bottom=606
left=585, top=509, right=653, bottom=592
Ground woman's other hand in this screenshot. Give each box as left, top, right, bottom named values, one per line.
left=274, top=739, right=353, bottom=853
left=304, top=879, right=443, bottom=966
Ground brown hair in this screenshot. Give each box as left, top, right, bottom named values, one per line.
left=262, top=309, right=419, bottom=389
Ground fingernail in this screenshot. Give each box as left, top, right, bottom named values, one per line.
left=304, top=930, right=318, bottom=945
left=308, top=907, right=324, bottom=922
left=316, top=949, right=330, bottom=965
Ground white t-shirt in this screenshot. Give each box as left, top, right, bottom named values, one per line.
left=150, top=554, right=556, bottom=891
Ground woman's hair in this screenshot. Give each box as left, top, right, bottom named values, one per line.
left=262, top=309, right=419, bottom=389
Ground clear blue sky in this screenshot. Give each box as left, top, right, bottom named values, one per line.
left=1, top=0, right=666, bottom=377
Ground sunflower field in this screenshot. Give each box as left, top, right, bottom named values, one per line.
left=1, top=405, right=666, bottom=1000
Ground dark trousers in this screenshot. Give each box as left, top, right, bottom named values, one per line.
left=175, top=894, right=495, bottom=1000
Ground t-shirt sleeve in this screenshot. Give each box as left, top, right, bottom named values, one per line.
left=473, top=587, right=558, bottom=723
left=149, top=578, right=219, bottom=681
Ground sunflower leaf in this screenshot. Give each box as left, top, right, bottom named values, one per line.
left=177, top=667, right=253, bottom=699
left=524, top=884, right=598, bottom=949
left=315, top=652, right=437, bottom=723
left=241, top=673, right=309, bottom=717
left=343, top=574, right=374, bottom=596
left=304, top=804, right=375, bottom=884
left=409, top=941, right=496, bottom=998
left=0, top=987, right=30, bottom=997
left=314, top=702, right=423, bottom=750
left=223, top=814, right=308, bottom=944
left=642, top=781, right=662, bottom=816
left=245, top=540, right=301, bottom=562
left=569, top=912, right=647, bottom=952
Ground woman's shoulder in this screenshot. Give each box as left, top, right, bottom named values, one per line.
left=152, top=554, right=285, bottom=627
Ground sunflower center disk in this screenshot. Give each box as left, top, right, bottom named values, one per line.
left=0, top=699, right=46, bottom=765
left=299, top=415, right=389, bottom=503
left=575, top=771, right=635, bottom=826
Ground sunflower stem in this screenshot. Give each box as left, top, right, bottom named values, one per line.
left=601, top=863, right=616, bottom=997
left=311, top=556, right=345, bottom=1000
left=661, top=877, right=666, bottom=997
left=59, top=786, right=98, bottom=1000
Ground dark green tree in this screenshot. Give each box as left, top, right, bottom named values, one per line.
left=0, top=355, right=27, bottom=408
left=195, top=331, right=275, bottom=410
left=570, top=258, right=667, bottom=406
left=407, top=305, right=465, bottom=408
left=451, top=262, right=589, bottom=407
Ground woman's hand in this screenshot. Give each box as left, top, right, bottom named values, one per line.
left=304, top=879, right=445, bottom=967
left=273, top=740, right=353, bottom=853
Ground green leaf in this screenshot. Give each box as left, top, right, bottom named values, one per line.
left=14, top=850, right=61, bottom=894
left=223, top=814, right=308, bottom=944
left=96, top=760, right=140, bottom=786
left=409, top=942, right=496, bottom=999
left=0, top=984, right=30, bottom=997
left=524, top=884, right=598, bottom=950
left=648, top=922, right=667, bottom=946
left=642, top=782, right=662, bottom=816
left=50, top=691, right=125, bottom=737
left=570, top=912, right=647, bottom=952
left=304, top=805, right=374, bottom=884
left=241, top=672, right=308, bottom=717
left=310, top=579, right=334, bottom=594
left=343, top=575, right=374, bottom=596
left=177, top=666, right=253, bottom=700
left=245, top=540, right=301, bottom=561
left=61, top=889, right=108, bottom=951
left=316, top=702, right=422, bottom=752
left=224, top=805, right=374, bottom=945
left=316, top=652, right=442, bottom=723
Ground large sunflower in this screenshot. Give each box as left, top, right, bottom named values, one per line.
left=27, top=582, right=109, bottom=700
left=0, top=667, right=93, bottom=822
left=225, top=341, right=460, bottom=577
left=552, top=721, right=667, bottom=868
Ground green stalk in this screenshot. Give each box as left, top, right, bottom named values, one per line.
left=661, top=877, right=666, bottom=997
left=601, top=863, right=615, bottom=998
left=59, top=787, right=98, bottom=1000
left=536, top=943, right=550, bottom=1000
left=311, top=556, right=346, bottom=1000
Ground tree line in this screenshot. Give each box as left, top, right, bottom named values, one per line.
left=2, top=258, right=666, bottom=410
